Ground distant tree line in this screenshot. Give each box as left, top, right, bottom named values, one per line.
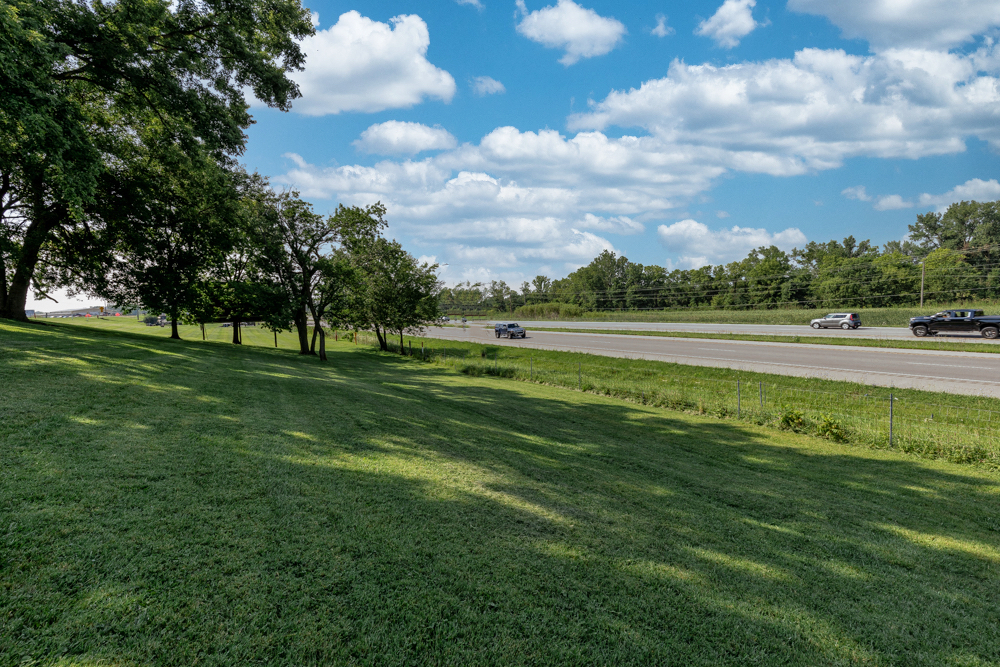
left=0, top=0, right=439, bottom=354
left=439, top=200, right=1000, bottom=315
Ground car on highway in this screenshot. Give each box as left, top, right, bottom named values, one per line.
left=495, top=322, right=526, bottom=339
left=909, top=310, right=1000, bottom=338
left=809, top=313, right=861, bottom=329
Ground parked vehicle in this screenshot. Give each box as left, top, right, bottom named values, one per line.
left=909, top=310, right=1000, bottom=338
left=809, top=313, right=861, bottom=329
left=494, top=322, right=526, bottom=339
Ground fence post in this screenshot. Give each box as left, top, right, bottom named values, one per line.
left=530, top=357, right=533, bottom=380
left=408, top=341, right=411, bottom=356
left=578, top=362, right=581, bottom=390
left=737, top=380, right=741, bottom=417
left=422, top=342, right=425, bottom=359
left=274, top=330, right=278, bottom=348
left=889, top=393, right=894, bottom=446
left=494, top=351, right=497, bottom=373
left=759, top=382, right=763, bottom=409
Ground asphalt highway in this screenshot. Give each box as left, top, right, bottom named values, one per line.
left=421, top=325, right=1000, bottom=397
left=483, top=320, right=997, bottom=342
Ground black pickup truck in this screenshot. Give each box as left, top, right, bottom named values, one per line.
left=909, top=310, right=1000, bottom=339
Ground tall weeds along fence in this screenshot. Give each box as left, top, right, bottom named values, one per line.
left=356, top=332, right=1000, bottom=467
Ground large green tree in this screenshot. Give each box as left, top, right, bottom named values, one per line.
left=0, top=0, right=313, bottom=320
left=80, top=130, right=241, bottom=339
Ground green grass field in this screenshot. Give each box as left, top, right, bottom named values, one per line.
left=398, top=331, right=1000, bottom=467
left=4, top=318, right=1000, bottom=665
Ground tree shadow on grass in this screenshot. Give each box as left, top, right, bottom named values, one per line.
left=3, top=322, right=1000, bottom=665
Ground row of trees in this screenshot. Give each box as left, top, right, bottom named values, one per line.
left=0, top=0, right=439, bottom=353
left=439, top=200, right=1000, bottom=314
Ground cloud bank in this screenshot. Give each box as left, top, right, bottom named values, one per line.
left=657, top=219, right=807, bottom=269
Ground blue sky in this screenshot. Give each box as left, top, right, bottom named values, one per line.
left=31, top=0, right=1000, bottom=308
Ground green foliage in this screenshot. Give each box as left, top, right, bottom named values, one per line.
left=779, top=409, right=807, bottom=431
left=0, top=0, right=314, bottom=319
left=513, top=302, right=584, bottom=318
left=78, top=130, right=241, bottom=337
left=817, top=414, right=847, bottom=442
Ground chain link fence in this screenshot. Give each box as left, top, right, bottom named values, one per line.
left=355, top=332, right=1000, bottom=466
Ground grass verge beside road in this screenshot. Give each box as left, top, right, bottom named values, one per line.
left=4, top=318, right=1000, bottom=664
left=398, top=332, right=1000, bottom=467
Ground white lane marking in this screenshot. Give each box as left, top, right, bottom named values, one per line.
left=907, top=362, right=987, bottom=369
left=699, top=348, right=740, bottom=352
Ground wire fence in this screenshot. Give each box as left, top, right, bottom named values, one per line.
left=354, top=332, right=1000, bottom=467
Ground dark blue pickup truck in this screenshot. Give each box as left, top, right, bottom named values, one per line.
left=909, top=309, right=1000, bottom=339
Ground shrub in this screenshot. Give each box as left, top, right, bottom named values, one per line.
left=513, top=302, right=583, bottom=319
left=817, top=414, right=846, bottom=442
left=779, top=409, right=806, bottom=431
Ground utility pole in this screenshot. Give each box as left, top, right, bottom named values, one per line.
left=920, top=261, right=925, bottom=307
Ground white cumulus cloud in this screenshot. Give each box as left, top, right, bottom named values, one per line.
left=456, top=0, right=484, bottom=8
left=577, top=213, right=645, bottom=235
left=842, top=185, right=872, bottom=201
left=695, top=0, right=759, bottom=49
left=788, top=0, right=1000, bottom=51
left=652, top=14, right=675, bottom=38
left=472, top=76, right=506, bottom=96
left=291, top=11, right=455, bottom=115
left=918, top=178, right=1000, bottom=212
left=570, top=46, right=1000, bottom=171
left=275, top=34, right=1000, bottom=281
left=874, top=194, right=913, bottom=210
left=353, top=121, right=457, bottom=156
left=657, top=219, right=807, bottom=268
left=515, top=0, right=627, bottom=65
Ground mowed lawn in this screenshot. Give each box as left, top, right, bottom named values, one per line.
left=3, top=321, right=1000, bottom=666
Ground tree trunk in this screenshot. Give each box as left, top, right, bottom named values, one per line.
left=232, top=319, right=241, bottom=344
left=170, top=318, right=180, bottom=339
left=1, top=213, right=56, bottom=320
left=374, top=325, right=387, bottom=351
left=318, top=327, right=327, bottom=361
left=310, top=322, right=319, bottom=354
left=399, top=330, right=405, bottom=355
left=0, top=252, right=8, bottom=309
left=294, top=308, right=311, bottom=355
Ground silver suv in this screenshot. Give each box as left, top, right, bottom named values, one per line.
left=495, top=322, right=526, bottom=339
left=809, top=313, right=861, bottom=329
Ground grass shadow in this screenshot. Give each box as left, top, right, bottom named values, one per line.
left=3, top=319, right=1000, bottom=665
